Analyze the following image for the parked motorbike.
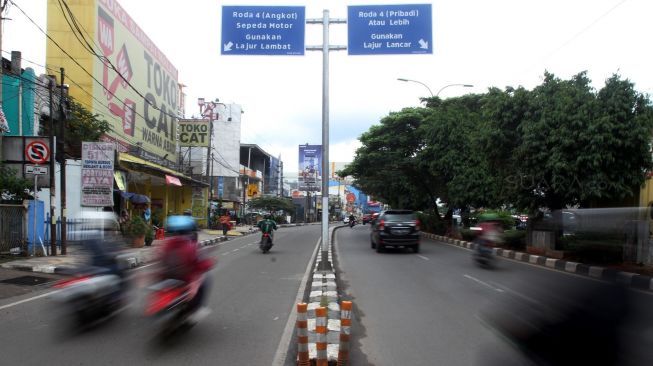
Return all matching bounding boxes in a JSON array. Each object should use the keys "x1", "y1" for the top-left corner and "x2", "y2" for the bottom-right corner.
[
  {"x1": 52, "y1": 263, "x2": 129, "y2": 331},
  {"x1": 260, "y1": 232, "x2": 273, "y2": 253}
]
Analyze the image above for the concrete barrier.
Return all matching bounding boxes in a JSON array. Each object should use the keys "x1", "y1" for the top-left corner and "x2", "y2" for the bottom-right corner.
[
  {"x1": 297, "y1": 303, "x2": 310, "y2": 366},
  {"x1": 338, "y1": 301, "x2": 352, "y2": 366},
  {"x1": 316, "y1": 307, "x2": 328, "y2": 366}
]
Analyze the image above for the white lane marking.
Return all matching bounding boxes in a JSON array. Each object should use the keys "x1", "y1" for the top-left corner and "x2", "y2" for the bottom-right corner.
[
  {"x1": 463, "y1": 274, "x2": 504, "y2": 293},
  {"x1": 0, "y1": 290, "x2": 62, "y2": 311},
  {"x1": 417, "y1": 255, "x2": 430, "y2": 261},
  {"x1": 486, "y1": 280, "x2": 539, "y2": 305},
  {"x1": 273, "y1": 316, "x2": 279, "y2": 321},
  {"x1": 272, "y1": 236, "x2": 322, "y2": 366},
  {"x1": 232, "y1": 248, "x2": 240, "y2": 252}
]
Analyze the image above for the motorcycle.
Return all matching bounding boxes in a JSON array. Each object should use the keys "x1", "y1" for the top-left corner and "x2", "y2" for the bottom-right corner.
[
  {"x1": 52, "y1": 263, "x2": 129, "y2": 331},
  {"x1": 349, "y1": 219, "x2": 356, "y2": 228},
  {"x1": 473, "y1": 238, "x2": 496, "y2": 268},
  {"x1": 260, "y1": 232, "x2": 273, "y2": 253},
  {"x1": 145, "y1": 259, "x2": 214, "y2": 338}
]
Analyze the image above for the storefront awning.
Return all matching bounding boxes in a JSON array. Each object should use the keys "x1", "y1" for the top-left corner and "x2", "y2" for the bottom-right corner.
[
  {"x1": 118, "y1": 153, "x2": 208, "y2": 187},
  {"x1": 165, "y1": 175, "x2": 182, "y2": 186}
]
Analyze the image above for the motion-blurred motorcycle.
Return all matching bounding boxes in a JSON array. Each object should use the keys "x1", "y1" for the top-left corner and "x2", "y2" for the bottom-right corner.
[
  {"x1": 260, "y1": 232, "x2": 273, "y2": 253},
  {"x1": 52, "y1": 259, "x2": 130, "y2": 331},
  {"x1": 144, "y1": 260, "x2": 214, "y2": 338},
  {"x1": 51, "y1": 214, "x2": 130, "y2": 331}
]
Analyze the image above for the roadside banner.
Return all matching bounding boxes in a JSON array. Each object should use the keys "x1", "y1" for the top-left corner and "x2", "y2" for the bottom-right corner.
[{"x1": 81, "y1": 142, "x2": 115, "y2": 206}]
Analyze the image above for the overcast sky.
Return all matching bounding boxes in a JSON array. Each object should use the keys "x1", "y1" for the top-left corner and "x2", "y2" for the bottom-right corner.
[{"x1": 4, "y1": 0, "x2": 653, "y2": 173}]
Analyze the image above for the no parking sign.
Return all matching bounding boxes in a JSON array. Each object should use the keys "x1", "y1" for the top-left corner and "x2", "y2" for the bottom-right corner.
[{"x1": 25, "y1": 141, "x2": 50, "y2": 164}]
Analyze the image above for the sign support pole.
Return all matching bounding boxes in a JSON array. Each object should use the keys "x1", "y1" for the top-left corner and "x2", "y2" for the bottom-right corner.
[
  {"x1": 33, "y1": 173, "x2": 37, "y2": 256},
  {"x1": 307, "y1": 10, "x2": 346, "y2": 271}
]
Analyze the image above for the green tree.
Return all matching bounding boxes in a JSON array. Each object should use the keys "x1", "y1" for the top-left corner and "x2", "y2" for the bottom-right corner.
[
  {"x1": 64, "y1": 99, "x2": 112, "y2": 158},
  {"x1": 340, "y1": 108, "x2": 439, "y2": 211},
  {"x1": 0, "y1": 163, "x2": 32, "y2": 201},
  {"x1": 247, "y1": 196, "x2": 295, "y2": 213},
  {"x1": 515, "y1": 72, "x2": 653, "y2": 210}
]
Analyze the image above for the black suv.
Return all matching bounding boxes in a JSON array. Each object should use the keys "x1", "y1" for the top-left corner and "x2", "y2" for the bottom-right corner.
[{"x1": 370, "y1": 210, "x2": 421, "y2": 253}]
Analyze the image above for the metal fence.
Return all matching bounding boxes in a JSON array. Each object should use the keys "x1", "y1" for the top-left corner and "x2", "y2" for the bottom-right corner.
[
  {"x1": 0, "y1": 204, "x2": 26, "y2": 254},
  {"x1": 44, "y1": 215, "x2": 100, "y2": 246}
]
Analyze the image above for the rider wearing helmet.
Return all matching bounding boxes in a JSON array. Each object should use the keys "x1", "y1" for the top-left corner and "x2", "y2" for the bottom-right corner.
[
  {"x1": 159, "y1": 215, "x2": 213, "y2": 320},
  {"x1": 257, "y1": 214, "x2": 278, "y2": 244}
]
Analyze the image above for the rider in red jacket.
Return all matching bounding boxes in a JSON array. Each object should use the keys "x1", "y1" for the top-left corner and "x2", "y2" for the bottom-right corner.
[{"x1": 158, "y1": 216, "x2": 214, "y2": 319}]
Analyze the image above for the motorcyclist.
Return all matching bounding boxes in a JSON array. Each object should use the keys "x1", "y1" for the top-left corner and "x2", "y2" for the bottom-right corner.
[
  {"x1": 158, "y1": 215, "x2": 214, "y2": 321},
  {"x1": 349, "y1": 214, "x2": 356, "y2": 227},
  {"x1": 474, "y1": 214, "x2": 503, "y2": 267},
  {"x1": 257, "y1": 214, "x2": 278, "y2": 245}
]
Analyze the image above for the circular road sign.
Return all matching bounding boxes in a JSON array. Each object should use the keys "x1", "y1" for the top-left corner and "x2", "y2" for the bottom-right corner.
[{"x1": 25, "y1": 141, "x2": 50, "y2": 164}]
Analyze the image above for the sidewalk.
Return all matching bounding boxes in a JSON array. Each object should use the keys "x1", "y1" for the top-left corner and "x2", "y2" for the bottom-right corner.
[{"x1": 0, "y1": 226, "x2": 260, "y2": 274}]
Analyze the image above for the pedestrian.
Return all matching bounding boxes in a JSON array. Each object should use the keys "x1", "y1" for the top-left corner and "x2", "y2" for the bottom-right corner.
[{"x1": 219, "y1": 213, "x2": 231, "y2": 236}]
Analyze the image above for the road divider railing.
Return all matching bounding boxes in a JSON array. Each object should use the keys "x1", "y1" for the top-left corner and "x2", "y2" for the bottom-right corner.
[
  {"x1": 337, "y1": 300, "x2": 352, "y2": 366},
  {"x1": 297, "y1": 303, "x2": 310, "y2": 366}
]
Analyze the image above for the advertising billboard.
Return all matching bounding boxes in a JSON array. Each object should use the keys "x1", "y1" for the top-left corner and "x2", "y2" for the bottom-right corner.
[
  {"x1": 81, "y1": 142, "x2": 115, "y2": 206},
  {"x1": 46, "y1": 0, "x2": 179, "y2": 164},
  {"x1": 298, "y1": 144, "x2": 321, "y2": 192}
]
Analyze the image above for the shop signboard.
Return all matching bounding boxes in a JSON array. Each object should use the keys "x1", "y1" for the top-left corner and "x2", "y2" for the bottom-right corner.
[
  {"x1": 178, "y1": 119, "x2": 210, "y2": 147},
  {"x1": 81, "y1": 142, "x2": 115, "y2": 207}
]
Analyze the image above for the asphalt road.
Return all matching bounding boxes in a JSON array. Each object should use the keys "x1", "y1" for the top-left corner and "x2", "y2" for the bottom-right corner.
[
  {"x1": 336, "y1": 224, "x2": 653, "y2": 366},
  {"x1": 0, "y1": 225, "x2": 321, "y2": 365}
]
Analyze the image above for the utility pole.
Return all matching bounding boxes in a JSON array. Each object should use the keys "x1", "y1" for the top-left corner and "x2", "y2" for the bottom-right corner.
[
  {"x1": 58, "y1": 68, "x2": 67, "y2": 255},
  {"x1": 0, "y1": 1, "x2": 8, "y2": 160},
  {"x1": 48, "y1": 77, "x2": 56, "y2": 256}
]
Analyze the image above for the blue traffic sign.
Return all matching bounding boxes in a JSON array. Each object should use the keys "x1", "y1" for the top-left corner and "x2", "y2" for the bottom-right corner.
[
  {"x1": 221, "y1": 6, "x2": 305, "y2": 56},
  {"x1": 347, "y1": 4, "x2": 432, "y2": 55}
]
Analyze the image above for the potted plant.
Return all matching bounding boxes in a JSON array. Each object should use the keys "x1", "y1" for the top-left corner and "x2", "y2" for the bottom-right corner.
[
  {"x1": 144, "y1": 224, "x2": 155, "y2": 246},
  {"x1": 126, "y1": 216, "x2": 148, "y2": 248}
]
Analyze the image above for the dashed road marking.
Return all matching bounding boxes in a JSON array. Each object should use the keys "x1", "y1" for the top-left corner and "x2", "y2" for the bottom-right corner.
[
  {"x1": 417, "y1": 255, "x2": 430, "y2": 261},
  {"x1": 463, "y1": 274, "x2": 504, "y2": 293}
]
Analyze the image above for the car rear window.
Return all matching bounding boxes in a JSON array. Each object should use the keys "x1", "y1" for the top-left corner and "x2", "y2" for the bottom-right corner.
[{"x1": 383, "y1": 212, "x2": 416, "y2": 221}]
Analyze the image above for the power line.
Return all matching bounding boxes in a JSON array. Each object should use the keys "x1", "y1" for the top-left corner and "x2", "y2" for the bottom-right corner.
[
  {"x1": 8, "y1": 0, "x2": 179, "y2": 130},
  {"x1": 55, "y1": 0, "x2": 180, "y2": 120}
]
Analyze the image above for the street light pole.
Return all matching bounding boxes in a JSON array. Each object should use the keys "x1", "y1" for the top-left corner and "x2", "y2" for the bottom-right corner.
[
  {"x1": 397, "y1": 78, "x2": 434, "y2": 97},
  {"x1": 436, "y1": 83, "x2": 474, "y2": 97}
]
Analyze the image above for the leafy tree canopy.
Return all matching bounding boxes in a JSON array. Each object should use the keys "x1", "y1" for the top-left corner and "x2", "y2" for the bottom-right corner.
[
  {"x1": 247, "y1": 196, "x2": 295, "y2": 213},
  {"x1": 344, "y1": 71, "x2": 653, "y2": 212}
]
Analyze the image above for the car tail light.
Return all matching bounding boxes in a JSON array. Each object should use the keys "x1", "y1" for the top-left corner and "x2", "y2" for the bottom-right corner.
[
  {"x1": 378, "y1": 220, "x2": 385, "y2": 231},
  {"x1": 53, "y1": 275, "x2": 91, "y2": 289},
  {"x1": 415, "y1": 219, "x2": 421, "y2": 231}
]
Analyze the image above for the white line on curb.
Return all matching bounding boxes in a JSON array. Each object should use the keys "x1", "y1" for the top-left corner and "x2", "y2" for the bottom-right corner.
[{"x1": 272, "y1": 236, "x2": 323, "y2": 366}]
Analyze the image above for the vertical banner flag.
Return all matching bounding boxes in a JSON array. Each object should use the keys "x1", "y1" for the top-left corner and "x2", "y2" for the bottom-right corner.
[
  {"x1": 298, "y1": 144, "x2": 322, "y2": 192},
  {"x1": 81, "y1": 142, "x2": 115, "y2": 206}
]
